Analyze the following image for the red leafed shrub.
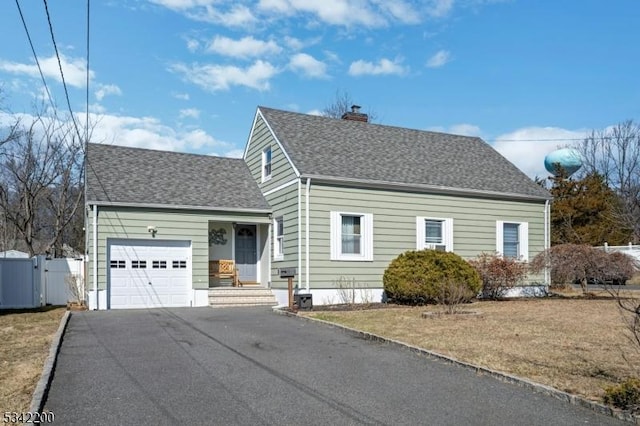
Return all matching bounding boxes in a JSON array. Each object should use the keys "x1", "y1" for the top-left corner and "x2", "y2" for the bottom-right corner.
[
  {"x1": 530, "y1": 243, "x2": 638, "y2": 289},
  {"x1": 468, "y1": 253, "x2": 528, "y2": 299}
]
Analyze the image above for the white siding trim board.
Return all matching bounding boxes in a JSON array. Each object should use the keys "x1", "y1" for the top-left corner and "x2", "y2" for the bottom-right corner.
[{"x1": 263, "y1": 178, "x2": 298, "y2": 197}]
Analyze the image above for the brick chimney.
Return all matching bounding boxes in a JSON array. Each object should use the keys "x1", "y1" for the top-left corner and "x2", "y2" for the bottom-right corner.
[{"x1": 341, "y1": 104, "x2": 368, "y2": 123}]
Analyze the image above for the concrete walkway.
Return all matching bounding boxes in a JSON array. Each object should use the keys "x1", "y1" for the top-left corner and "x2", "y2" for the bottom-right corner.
[{"x1": 45, "y1": 307, "x2": 624, "y2": 425}]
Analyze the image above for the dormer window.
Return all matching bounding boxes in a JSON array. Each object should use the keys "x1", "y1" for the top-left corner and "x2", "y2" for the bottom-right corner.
[{"x1": 262, "y1": 147, "x2": 272, "y2": 182}]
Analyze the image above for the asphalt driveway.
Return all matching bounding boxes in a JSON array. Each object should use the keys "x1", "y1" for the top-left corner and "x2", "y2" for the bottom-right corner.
[{"x1": 45, "y1": 307, "x2": 623, "y2": 425}]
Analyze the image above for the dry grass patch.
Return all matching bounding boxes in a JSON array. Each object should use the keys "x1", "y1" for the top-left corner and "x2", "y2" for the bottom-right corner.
[
  {"x1": 305, "y1": 299, "x2": 640, "y2": 402},
  {"x1": 0, "y1": 307, "x2": 65, "y2": 413}
]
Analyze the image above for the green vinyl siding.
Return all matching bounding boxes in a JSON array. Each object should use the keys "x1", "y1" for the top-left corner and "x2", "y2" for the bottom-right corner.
[
  {"x1": 86, "y1": 206, "x2": 270, "y2": 291},
  {"x1": 265, "y1": 181, "x2": 301, "y2": 290},
  {"x1": 305, "y1": 183, "x2": 546, "y2": 289},
  {"x1": 245, "y1": 114, "x2": 298, "y2": 193}
]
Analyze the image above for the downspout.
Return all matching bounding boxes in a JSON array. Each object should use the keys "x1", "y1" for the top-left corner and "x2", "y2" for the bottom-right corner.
[
  {"x1": 297, "y1": 179, "x2": 302, "y2": 291},
  {"x1": 92, "y1": 204, "x2": 98, "y2": 310},
  {"x1": 544, "y1": 200, "x2": 550, "y2": 285},
  {"x1": 305, "y1": 178, "x2": 311, "y2": 291}
]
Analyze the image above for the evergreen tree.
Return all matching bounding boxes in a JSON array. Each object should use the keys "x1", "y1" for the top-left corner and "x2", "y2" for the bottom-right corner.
[{"x1": 550, "y1": 172, "x2": 631, "y2": 246}]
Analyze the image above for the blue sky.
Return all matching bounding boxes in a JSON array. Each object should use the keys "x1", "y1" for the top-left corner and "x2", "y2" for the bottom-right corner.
[{"x1": 1, "y1": 0, "x2": 639, "y2": 178}]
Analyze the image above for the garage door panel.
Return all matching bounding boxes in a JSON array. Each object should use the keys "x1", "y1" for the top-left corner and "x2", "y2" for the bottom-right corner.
[{"x1": 108, "y1": 239, "x2": 191, "y2": 309}]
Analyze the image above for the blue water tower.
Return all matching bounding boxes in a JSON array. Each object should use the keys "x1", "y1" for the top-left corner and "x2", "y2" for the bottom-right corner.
[{"x1": 544, "y1": 148, "x2": 582, "y2": 177}]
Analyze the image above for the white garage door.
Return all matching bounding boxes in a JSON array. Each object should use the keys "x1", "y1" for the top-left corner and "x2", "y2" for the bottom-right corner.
[{"x1": 108, "y1": 239, "x2": 191, "y2": 309}]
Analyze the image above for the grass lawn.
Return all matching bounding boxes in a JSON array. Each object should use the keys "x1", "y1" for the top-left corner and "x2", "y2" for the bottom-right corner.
[
  {"x1": 303, "y1": 293, "x2": 640, "y2": 403},
  {"x1": 0, "y1": 307, "x2": 66, "y2": 413}
]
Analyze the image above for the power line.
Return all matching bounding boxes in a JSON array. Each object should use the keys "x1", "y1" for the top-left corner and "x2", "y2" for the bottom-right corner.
[
  {"x1": 43, "y1": 0, "x2": 84, "y2": 144},
  {"x1": 14, "y1": 0, "x2": 57, "y2": 115}
]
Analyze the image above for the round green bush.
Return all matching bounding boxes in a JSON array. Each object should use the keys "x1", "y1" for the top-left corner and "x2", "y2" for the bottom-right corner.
[{"x1": 383, "y1": 249, "x2": 482, "y2": 304}]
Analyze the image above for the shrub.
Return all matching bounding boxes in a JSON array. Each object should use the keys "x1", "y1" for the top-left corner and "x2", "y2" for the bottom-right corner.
[
  {"x1": 530, "y1": 244, "x2": 638, "y2": 290},
  {"x1": 383, "y1": 250, "x2": 481, "y2": 305},
  {"x1": 603, "y1": 378, "x2": 640, "y2": 411},
  {"x1": 468, "y1": 253, "x2": 528, "y2": 299}
]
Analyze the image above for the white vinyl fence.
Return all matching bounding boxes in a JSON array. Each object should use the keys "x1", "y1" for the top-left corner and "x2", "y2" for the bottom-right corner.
[
  {"x1": 0, "y1": 256, "x2": 85, "y2": 309},
  {"x1": 601, "y1": 243, "x2": 640, "y2": 262}
]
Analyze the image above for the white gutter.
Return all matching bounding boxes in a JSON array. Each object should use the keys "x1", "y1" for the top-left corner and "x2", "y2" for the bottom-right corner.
[
  {"x1": 297, "y1": 179, "x2": 302, "y2": 290},
  {"x1": 92, "y1": 204, "x2": 98, "y2": 310},
  {"x1": 305, "y1": 178, "x2": 311, "y2": 291},
  {"x1": 544, "y1": 200, "x2": 550, "y2": 285}
]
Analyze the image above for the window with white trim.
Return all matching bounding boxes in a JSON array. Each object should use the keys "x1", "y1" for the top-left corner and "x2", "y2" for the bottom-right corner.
[
  {"x1": 496, "y1": 221, "x2": 529, "y2": 261},
  {"x1": 330, "y1": 212, "x2": 373, "y2": 261},
  {"x1": 262, "y1": 147, "x2": 272, "y2": 181},
  {"x1": 274, "y1": 216, "x2": 284, "y2": 260},
  {"x1": 416, "y1": 217, "x2": 453, "y2": 252}
]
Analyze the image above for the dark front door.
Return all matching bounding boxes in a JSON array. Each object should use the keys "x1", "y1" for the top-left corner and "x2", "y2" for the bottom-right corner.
[{"x1": 235, "y1": 225, "x2": 257, "y2": 282}]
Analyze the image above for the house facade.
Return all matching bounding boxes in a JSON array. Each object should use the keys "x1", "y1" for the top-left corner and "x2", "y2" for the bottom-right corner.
[
  {"x1": 85, "y1": 144, "x2": 271, "y2": 309},
  {"x1": 86, "y1": 106, "x2": 550, "y2": 310},
  {"x1": 244, "y1": 106, "x2": 551, "y2": 306}
]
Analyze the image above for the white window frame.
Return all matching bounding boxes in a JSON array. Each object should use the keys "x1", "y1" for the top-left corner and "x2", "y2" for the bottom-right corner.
[
  {"x1": 262, "y1": 146, "x2": 272, "y2": 182},
  {"x1": 273, "y1": 216, "x2": 284, "y2": 261},
  {"x1": 496, "y1": 221, "x2": 529, "y2": 261},
  {"x1": 330, "y1": 211, "x2": 373, "y2": 261},
  {"x1": 416, "y1": 217, "x2": 454, "y2": 252}
]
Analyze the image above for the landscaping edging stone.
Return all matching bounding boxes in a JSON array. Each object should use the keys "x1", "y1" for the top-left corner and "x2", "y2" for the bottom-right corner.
[
  {"x1": 29, "y1": 310, "x2": 71, "y2": 413},
  {"x1": 274, "y1": 307, "x2": 639, "y2": 424}
]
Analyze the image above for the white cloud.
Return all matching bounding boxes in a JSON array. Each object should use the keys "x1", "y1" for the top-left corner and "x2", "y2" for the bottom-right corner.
[
  {"x1": 493, "y1": 126, "x2": 588, "y2": 178},
  {"x1": 306, "y1": 109, "x2": 323, "y2": 116},
  {"x1": 426, "y1": 50, "x2": 451, "y2": 68},
  {"x1": 87, "y1": 113, "x2": 228, "y2": 152},
  {"x1": 427, "y1": 123, "x2": 482, "y2": 137},
  {"x1": 149, "y1": 0, "x2": 216, "y2": 10},
  {"x1": 95, "y1": 84, "x2": 122, "y2": 101},
  {"x1": 223, "y1": 148, "x2": 244, "y2": 158},
  {"x1": 0, "y1": 54, "x2": 94, "y2": 88},
  {"x1": 258, "y1": 0, "x2": 385, "y2": 27},
  {"x1": 154, "y1": 0, "x2": 426, "y2": 28},
  {"x1": 186, "y1": 38, "x2": 200, "y2": 52},
  {"x1": 284, "y1": 36, "x2": 305, "y2": 50},
  {"x1": 0, "y1": 109, "x2": 236, "y2": 160},
  {"x1": 173, "y1": 92, "x2": 190, "y2": 100},
  {"x1": 372, "y1": 0, "x2": 421, "y2": 24},
  {"x1": 288, "y1": 53, "x2": 328, "y2": 78},
  {"x1": 169, "y1": 60, "x2": 279, "y2": 91},
  {"x1": 426, "y1": 0, "x2": 454, "y2": 18},
  {"x1": 449, "y1": 124, "x2": 482, "y2": 136},
  {"x1": 324, "y1": 50, "x2": 340, "y2": 63},
  {"x1": 179, "y1": 108, "x2": 201, "y2": 119},
  {"x1": 348, "y1": 58, "x2": 408, "y2": 76},
  {"x1": 207, "y1": 36, "x2": 282, "y2": 58}
]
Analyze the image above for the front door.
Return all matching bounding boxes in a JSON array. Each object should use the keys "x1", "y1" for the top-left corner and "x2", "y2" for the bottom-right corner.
[{"x1": 235, "y1": 225, "x2": 257, "y2": 282}]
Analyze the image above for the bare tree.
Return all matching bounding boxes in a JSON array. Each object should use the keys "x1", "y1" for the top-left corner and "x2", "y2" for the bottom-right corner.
[
  {"x1": 321, "y1": 89, "x2": 378, "y2": 122},
  {"x1": 0, "y1": 112, "x2": 84, "y2": 257},
  {"x1": 575, "y1": 120, "x2": 640, "y2": 242}
]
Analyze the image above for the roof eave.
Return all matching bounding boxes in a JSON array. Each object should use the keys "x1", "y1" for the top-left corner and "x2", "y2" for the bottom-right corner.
[
  {"x1": 86, "y1": 200, "x2": 272, "y2": 214},
  {"x1": 301, "y1": 175, "x2": 551, "y2": 202}
]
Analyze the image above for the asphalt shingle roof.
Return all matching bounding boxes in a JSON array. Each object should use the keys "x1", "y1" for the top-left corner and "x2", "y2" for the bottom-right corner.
[
  {"x1": 87, "y1": 143, "x2": 271, "y2": 211},
  {"x1": 259, "y1": 107, "x2": 550, "y2": 200}
]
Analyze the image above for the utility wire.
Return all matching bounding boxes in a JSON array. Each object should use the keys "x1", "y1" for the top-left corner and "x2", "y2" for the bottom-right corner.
[
  {"x1": 43, "y1": 0, "x2": 84, "y2": 144},
  {"x1": 15, "y1": 0, "x2": 57, "y2": 115}
]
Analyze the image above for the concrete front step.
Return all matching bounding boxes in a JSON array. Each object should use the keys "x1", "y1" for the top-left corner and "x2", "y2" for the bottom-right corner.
[{"x1": 208, "y1": 287, "x2": 278, "y2": 308}]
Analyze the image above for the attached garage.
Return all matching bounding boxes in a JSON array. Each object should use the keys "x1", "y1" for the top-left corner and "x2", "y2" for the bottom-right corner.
[{"x1": 108, "y1": 239, "x2": 191, "y2": 309}]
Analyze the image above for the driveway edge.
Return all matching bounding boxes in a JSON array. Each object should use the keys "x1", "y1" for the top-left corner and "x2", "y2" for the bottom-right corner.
[
  {"x1": 274, "y1": 308, "x2": 639, "y2": 424},
  {"x1": 29, "y1": 310, "x2": 71, "y2": 413}
]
